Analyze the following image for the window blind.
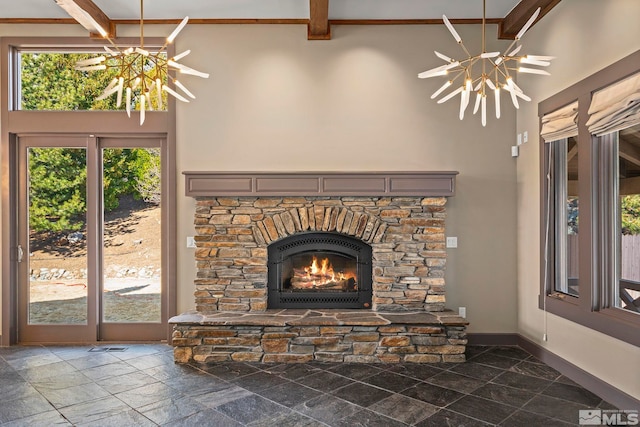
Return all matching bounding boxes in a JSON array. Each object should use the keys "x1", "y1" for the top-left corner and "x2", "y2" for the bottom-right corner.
[
  {"x1": 541, "y1": 101, "x2": 579, "y2": 142},
  {"x1": 586, "y1": 72, "x2": 640, "y2": 136}
]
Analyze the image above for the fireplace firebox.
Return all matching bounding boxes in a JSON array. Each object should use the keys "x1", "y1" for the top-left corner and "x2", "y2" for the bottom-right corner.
[{"x1": 267, "y1": 232, "x2": 372, "y2": 309}]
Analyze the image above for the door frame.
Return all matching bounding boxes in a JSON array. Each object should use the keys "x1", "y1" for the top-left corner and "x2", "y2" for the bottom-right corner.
[{"x1": 1, "y1": 37, "x2": 177, "y2": 345}]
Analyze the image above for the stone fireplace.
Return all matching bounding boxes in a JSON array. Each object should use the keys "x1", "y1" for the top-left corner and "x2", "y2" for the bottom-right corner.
[{"x1": 170, "y1": 172, "x2": 468, "y2": 363}]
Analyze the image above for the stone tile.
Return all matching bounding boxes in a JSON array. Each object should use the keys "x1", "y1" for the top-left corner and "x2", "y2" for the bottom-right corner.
[
  {"x1": 57, "y1": 396, "x2": 131, "y2": 426},
  {"x1": 415, "y1": 409, "x2": 492, "y2": 426},
  {"x1": 17, "y1": 361, "x2": 78, "y2": 382},
  {"x1": 523, "y1": 395, "x2": 588, "y2": 424},
  {"x1": 499, "y1": 409, "x2": 575, "y2": 426},
  {"x1": 96, "y1": 371, "x2": 160, "y2": 394},
  {"x1": 143, "y1": 361, "x2": 201, "y2": 381},
  {"x1": 295, "y1": 370, "x2": 354, "y2": 392},
  {"x1": 472, "y1": 383, "x2": 537, "y2": 408},
  {"x1": 361, "y1": 370, "x2": 421, "y2": 392},
  {"x1": 231, "y1": 370, "x2": 289, "y2": 392},
  {"x1": 493, "y1": 371, "x2": 553, "y2": 393},
  {"x1": 472, "y1": 353, "x2": 522, "y2": 369},
  {"x1": 426, "y1": 370, "x2": 486, "y2": 393},
  {"x1": 163, "y1": 408, "x2": 243, "y2": 427},
  {"x1": 271, "y1": 363, "x2": 323, "y2": 380},
  {"x1": 115, "y1": 381, "x2": 184, "y2": 409},
  {"x1": 76, "y1": 409, "x2": 157, "y2": 427},
  {"x1": 255, "y1": 381, "x2": 322, "y2": 407},
  {"x1": 509, "y1": 360, "x2": 562, "y2": 381},
  {"x1": 193, "y1": 385, "x2": 254, "y2": 408},
  {"x1": 122, "y1": 353, "x2": 170, "y2": 370},
  {"x1": 80, "y1": 361, "x2": 138, "y2": 381},
  {"x1": 200, "y1": 362, "x2": 261, "y2": 380},
  {"x1": 449, "y1": 361, "x2": 504, "y2": 381},
  {"x1": 447, "y1": 395, "x2": 518, "y2": 424},
  {"x1": 486, "y1": 346, "x2": 532, "y2": 360},
  {"x1": 7, "y1": 352, "x2": 63, "y2": 370},
  {"x1": 0, "y1": 393, "x2": 55, "y2": 423},
  {"x1": 328, "y1": 363, "x2": 383, "y2": 380},
  {"x1": 294, "y1": 394, "x2": 361, "y2": 424},
  {"x1": 370, "y1": 393, "x2": 438, "y2": 424},
  {"x1": 0, "y1": 381, "x2": 41, "y2": 402},
  {"x1": 163, "y1": 371, "x2": 231, "y2": 396},
  {"x1": 334, "y1": 408, "x2": 407, "y2": 427},
  {"x1": 216, "y1": 394, "x2": 287, "y2": 424},
  {"x1": 2, "y1": 410, "x2": 72, "y2": 427},
  {"x1": 248, "y1": 411, "x2": 326, "y2": 427},
  {"x1": 331, "y1": 382, "x2": 393, "y2": 407},
  {"x1": 139, "y1": 395, "x2": 207, "y2": 425},
  {"x1": 65, "y1": 353, "x2": 123, "y2": 370},
  {"x1": 35, "y1": 382, "x2": 110, "y2": 409},
  {"x1": 464, "y1": 345, "x2": 491, "y2": 360},
  {"x1": 386, "y1": 363, "x2": 444, "y2": 380},
  {"x1": 544, "y1": 381, "x2": 603, "y2": 407},
  {"x1": 401, "y1": 382, "x2": 465, "y2": 407}
]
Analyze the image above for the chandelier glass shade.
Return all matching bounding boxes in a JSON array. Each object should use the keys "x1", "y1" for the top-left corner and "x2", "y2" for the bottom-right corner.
[
  {"x1": 419, "y1": 0, "x2": 553, "y2": 126},
  {"x1": 74, "y1": 0, "x2": 209, "y2": 125}
]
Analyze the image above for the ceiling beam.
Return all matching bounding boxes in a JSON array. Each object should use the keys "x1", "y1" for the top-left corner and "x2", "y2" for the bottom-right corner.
[
  {"x1": 308, "y1": 0, "x2": 331, "y2": 40},
  {"x1": 499, "y1": 0, "x2": 562, "y2": 39},
  {"x1": 54, "y1": 0, "x2": 115, "y2": 38}
]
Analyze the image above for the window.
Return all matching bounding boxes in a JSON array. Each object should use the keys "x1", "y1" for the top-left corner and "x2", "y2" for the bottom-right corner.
[{"x1": 540, "y1": 50, "x2": 640, "y2": 348}]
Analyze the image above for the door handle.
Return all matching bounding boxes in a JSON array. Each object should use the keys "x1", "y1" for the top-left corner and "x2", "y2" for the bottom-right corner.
[{"x1": 17, "y1": 244, "x2": 24, "y2": 262}]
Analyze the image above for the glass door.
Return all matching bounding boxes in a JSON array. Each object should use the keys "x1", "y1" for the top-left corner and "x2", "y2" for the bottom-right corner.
[
  {"x1": 99, "y1": 138, "x2": 165, "y2": 341},
  {"x1": 17, "y1": 135, "x2": 166, "y2": 343}
]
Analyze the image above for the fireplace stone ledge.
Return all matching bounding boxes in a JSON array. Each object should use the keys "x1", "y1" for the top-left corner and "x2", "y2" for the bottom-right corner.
[{"x1": 170, "y1": 309, "x2": 468, "y2": 364}]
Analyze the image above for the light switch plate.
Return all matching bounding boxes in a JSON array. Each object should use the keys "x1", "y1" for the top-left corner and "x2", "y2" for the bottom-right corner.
[
  {"x1": 186, "y1": 236, "x2": 196, "y2": 248},
  {"x1": 446, "y1": 236, "x2": 458, "y2": 248}
]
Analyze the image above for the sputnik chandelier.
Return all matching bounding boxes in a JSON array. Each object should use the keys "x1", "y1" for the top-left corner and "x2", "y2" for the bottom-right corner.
[
  {"x1": 418, "y1": 0, "x2": 553, "y2": 126},
  {"x1": 74, "y1": 0, "x2": 208, "y2": 125}
]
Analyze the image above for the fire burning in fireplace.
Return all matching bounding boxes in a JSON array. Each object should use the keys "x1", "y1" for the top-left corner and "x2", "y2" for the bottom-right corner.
[{"x1": 287, "y1": 255, "x2": 357, "y2": 291}]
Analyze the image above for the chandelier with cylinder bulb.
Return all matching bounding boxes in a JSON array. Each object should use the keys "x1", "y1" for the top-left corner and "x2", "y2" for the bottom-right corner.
[
  {"x1": 73, "y1": 0, "x2": 208, "y2": 125},
  {"x1": 418, "y1": 0, "x2": 553, "y2": 126}
]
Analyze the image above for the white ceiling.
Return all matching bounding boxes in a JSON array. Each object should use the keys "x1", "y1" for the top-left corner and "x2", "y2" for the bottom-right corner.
[{"x1": 0, "y1": 0, "x2": 522, "y2": 20}]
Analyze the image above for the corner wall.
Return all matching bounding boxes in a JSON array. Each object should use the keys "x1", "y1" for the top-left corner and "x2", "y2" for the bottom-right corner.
[{"x1": 516, "y1": 0, "x2": 640, "y2": 400}]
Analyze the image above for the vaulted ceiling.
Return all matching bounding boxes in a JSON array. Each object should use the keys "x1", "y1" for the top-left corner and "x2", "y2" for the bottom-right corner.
[{"x1": 0, "y1": 0, "x2": 561, "y2": 40}]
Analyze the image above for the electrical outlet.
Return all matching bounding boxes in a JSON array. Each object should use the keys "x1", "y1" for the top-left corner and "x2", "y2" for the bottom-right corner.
[
  {"x1": 523, "y1": 131, "x2": 528, "y2": 143},
  {"x1": 446, "y1": 236, "x2": 458, "y2": 248},
  {"x1": 458, "y1": 307, "x2": 467, "y2": 317},
  {"x1": 186, "y1": 236, "x2": 196, "y2": 248},
  {"x1": 511, "y1": 146, "x2": 519, "y2": 157}
]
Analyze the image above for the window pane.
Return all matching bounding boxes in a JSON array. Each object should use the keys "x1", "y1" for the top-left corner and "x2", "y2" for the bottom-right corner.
[
  {"x1": 617, "y1": 124, "x2": 640, "y2": 314},
  {"x1": 19, "y1": 52, "x2": 167, "y2": 111},
  {"x1": 102, "y1": 148, "x2": 162, "y2": 323},
  {"x1": 28, "y1": 147, "x2": 88, "y2": 324},
  {"x1": 554, "y1": 137, "x2": 579, "y2": 297}
]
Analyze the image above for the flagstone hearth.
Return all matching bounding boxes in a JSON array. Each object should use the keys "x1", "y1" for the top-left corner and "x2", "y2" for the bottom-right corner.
[{"x1": 170, "y1": 172, "x2": 467, "y2": 363}]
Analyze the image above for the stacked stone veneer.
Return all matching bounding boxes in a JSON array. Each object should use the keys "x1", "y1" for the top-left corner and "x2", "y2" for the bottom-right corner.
[{"x1": 193, "y1": 196, "x2": 448, "y2": 313}]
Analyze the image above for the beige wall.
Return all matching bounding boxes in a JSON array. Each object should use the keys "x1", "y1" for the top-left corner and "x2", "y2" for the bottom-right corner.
[
  {"x1": 0, "y1": 22, "x2": 519, "y2": 335},
  {"x1": 173, "y1": 24, "x2": 518, "y2": 333},
  {"x1": 516, "y1": 0, "x2": 640, "y2": 399}
]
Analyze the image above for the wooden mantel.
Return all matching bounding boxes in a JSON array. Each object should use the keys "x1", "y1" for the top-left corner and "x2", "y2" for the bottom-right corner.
[{"x1": 182, "y1": 171, "x2": 458, "y2": 197}]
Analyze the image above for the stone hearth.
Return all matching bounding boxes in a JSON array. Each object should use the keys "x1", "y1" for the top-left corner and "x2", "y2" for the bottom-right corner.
[{"x1": 170, "y1": 172, "x2": 467, "y2": 363}]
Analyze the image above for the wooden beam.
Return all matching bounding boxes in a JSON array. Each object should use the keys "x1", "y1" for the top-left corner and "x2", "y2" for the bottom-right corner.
[
  {"x1": 308, "y1": 0, "x2": 331, "y2": 40},
  {"x1": 499, "y1": 0, "x2": 562, "y2": 40},
  {"x1": 54, "y1": 0, "x2": 115, "y2": 38},
  {"x1": 620, "y1": 140, "x2": 640, "y2": 169},
  {"x1": 620, "y1": 176, "x2": 640, "y2": 196}
]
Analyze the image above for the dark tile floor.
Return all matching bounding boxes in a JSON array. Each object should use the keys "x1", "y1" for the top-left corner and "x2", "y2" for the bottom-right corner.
[{"x1": 0, "y1": 344, "x2": 616, "y2": 426}]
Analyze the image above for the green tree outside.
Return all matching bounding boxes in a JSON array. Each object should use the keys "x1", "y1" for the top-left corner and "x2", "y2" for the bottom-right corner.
[{"x1": 22, "y1": 53, "x2": 161, "y2": 233}]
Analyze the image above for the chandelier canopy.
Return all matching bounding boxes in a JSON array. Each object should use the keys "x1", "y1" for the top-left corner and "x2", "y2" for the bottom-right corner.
[
  {"x1": 419, "y1": 0, "x2": 553, "y2": 126},
  {"x1": 74, "y1": 0, "x2": 209, "y2": 125}
]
